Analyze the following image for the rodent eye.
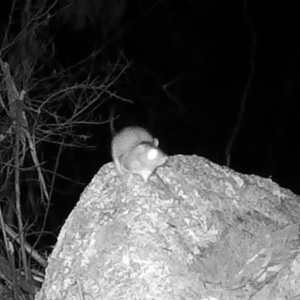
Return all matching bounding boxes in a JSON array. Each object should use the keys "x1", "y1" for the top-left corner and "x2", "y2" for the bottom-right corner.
[{"x1": 147, "y1": 148, "x2": 158, "y2": 160}]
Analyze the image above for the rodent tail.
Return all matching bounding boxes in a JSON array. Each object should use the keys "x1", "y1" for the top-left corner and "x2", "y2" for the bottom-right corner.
[{"x1": 109, "y1": 105, "x2": 119, "y2": 136}]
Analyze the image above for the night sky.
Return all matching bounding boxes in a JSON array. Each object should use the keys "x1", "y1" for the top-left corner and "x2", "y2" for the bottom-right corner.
[
  {"x1": 59, "y1": 0, "x2": 299, "y2": 192},
  {"x1": 1, "y1": 0, "x2": 300, "y2": 246}
]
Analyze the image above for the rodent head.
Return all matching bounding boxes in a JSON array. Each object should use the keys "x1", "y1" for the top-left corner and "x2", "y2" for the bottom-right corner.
[{"x1": 123, "y1": 142, "x2": 167, "y2": 182}]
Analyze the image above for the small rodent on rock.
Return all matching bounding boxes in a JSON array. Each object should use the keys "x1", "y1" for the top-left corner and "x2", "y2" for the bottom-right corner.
[{"x1": 111, "y1": 126, "x2": 167, "y2": 182}]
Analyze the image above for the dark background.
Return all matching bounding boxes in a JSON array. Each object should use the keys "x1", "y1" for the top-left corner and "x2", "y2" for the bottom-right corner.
[
  {"x1": 54, "y1": 0, "x2": 299, "y2": 192},
  {"x1": 1, "y1": 0, "x2": 300, "y2": 247}
]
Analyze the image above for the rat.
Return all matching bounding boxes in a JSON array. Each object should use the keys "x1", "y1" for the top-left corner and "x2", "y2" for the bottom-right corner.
[{"x1": 110, "y1": 112, "x2": 167, "y2": 182}]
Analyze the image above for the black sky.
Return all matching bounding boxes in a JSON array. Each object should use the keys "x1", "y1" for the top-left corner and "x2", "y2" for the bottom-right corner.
[{"x1": 51, "y1": 0, "x2": 300, "y2": 195}]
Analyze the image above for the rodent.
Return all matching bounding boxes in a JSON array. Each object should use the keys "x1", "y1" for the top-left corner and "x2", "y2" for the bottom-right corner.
[{"x1": 110, "y1": 114, "x2": 167, "y2": 182}]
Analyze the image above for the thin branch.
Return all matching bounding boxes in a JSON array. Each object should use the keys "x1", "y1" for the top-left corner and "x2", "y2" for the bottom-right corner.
[{"x1": 225, "y1": 0, "x2": 256, "y2": 166}]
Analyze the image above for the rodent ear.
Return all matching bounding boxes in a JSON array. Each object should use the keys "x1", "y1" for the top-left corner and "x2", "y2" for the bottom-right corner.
[{"x1": 153, "y1": 138, "x2": 159, "y2": 147}]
